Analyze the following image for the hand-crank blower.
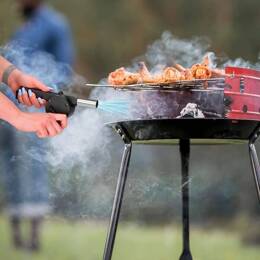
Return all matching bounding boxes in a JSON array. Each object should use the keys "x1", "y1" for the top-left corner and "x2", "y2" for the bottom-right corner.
[{"x1": 17, "y1": 88, "x2": 129, "y2": 116}]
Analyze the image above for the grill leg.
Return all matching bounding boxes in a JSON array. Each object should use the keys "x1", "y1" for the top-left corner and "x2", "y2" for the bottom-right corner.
[
  {"x1": 249, "y1": 143, "x2": 260, "y2": 203},
  {"x1": 179, "y1": 139, "x2": 193, "y2": 260},
  {"x1": 103, "y1": 142, "x2": 132, "y2": 260}
]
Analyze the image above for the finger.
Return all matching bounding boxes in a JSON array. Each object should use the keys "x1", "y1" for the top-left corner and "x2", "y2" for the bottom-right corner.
[
  {"x1": 36, "y1": 131, "x2": 44, "y2": 138},
  {"x1": 37, "y1": 127, "x2": 48, "y2": 138},
  {"x1": 51, "y1": 120, "x2": 63, "y2": 134},
  {"x1": 21, "y1": 87, "x2": 33, "y2": 106},
  {"x1": 32, "y1": 78, "x2": 52, "y2": 92},
  {"x1": 46, "y1": 123, "x2": 58, "y2": 137},
  {"x1": 17, "y1": 89, "x2": 23, "y2": 104},
  {"x1": 28, "y1": 89, "x2": 41, "y2": 108},
  {"x1": 38, "y1": 98, "x2": 47, "y2": 106},
  {"x1": 52, "y1": 114, "x2": 68, "y2": 129},
  {"x1": 35, "y1": 97, "x2": 47, "y2": 106}
]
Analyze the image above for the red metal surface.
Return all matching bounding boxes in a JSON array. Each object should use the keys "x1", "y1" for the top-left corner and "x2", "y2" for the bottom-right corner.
[
  {"x1": 225, "y1": 66, "x2": 260, "y2": 78},
  {"x1": 224, "y1": 67, "x2": 260, "y2": 120}
]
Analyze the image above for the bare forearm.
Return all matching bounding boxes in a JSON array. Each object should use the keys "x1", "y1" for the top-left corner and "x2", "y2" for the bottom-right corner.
[
  {"x1": 0, "y1": 55, "x2": 22, "y2": 92},
  {"x1": 0, "y1": 92, "x2": 21, "y2": 126},
  {"x1": 0, "y1": 56, "x2": 13, "y2": 81}
]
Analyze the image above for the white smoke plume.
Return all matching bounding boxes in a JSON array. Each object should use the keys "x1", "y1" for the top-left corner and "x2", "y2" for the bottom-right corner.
[
  {"x1": 1, "y1": 32, "x2": 259, "y2": 218},
  {"x1": 2, "y1": 31, "x2": 260, "y2": 172},
  {"x1": 132, "y1": 31, "x2": 260, "y2": 72},
  {"x1": 144, "y1": 31, "x2": 211, "y2": 68}
]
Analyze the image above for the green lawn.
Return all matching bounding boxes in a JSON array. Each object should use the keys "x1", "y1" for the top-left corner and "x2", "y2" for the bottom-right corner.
[{"x1": 0, "y1": 217, "x2": 259, "y2": 260}]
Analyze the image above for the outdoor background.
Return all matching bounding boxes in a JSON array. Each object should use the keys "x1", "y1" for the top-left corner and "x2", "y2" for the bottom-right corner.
[{"x1": 0, "y1": 0, "x2": 260, "y2": 259}]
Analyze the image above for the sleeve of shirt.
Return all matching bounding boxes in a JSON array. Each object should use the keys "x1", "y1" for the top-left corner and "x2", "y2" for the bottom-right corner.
[{"x1": 11, "y1": 20, "x2": 50, "y2": 52}]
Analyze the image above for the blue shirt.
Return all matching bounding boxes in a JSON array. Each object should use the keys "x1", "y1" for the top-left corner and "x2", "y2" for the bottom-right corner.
[
  {"x1": 2, "y1": 5, "x2": 76, "y2": 96},
  {"x1": 3, "y1": 5, "x2": 76, "y2": 104},
  {"x1": 11, "y1": 5, "x2": 75, "y2": 66}
]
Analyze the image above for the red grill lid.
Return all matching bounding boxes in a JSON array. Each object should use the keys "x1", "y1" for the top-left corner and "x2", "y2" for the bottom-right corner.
[
  {"x1": 225, "y1": 66, "x2": 260, "y2": 78},
  {"x1": 224, "y1": 67, "x2": 260, "y2": 120}
]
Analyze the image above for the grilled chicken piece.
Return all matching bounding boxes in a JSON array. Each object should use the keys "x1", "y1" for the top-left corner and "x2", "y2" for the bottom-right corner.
[
  {"x1": 191, "y1": 64, "x2": 212, "y2": 79},
  {"x1": 182, "y1": 69, "x2": 195, "y2": 80},
  {"x1": 139, "y1": 62, "x2": 183, "y2": 83},
  {"x1": 138, "y1": 62, "x2": 153, "y2": 83},
  {"x1": 108, "y1": 67, "x2": 140, "y2": 86},
  {"x1": 161, "y1": 67, "x2": 182, "y2": 83},
  {"x1": 174, "y1": 64, "x2": 194, "y2": 81},
  {"x1": 139, "y1": 63, "x2": 182, "y2": 84},
  {"x1": 191, "y1": 55, "x2": 212, "y2": 79},
  {"x1": 108, "y1": 55, "x2": 225, "y2": 86},
  {"x1": 199, "y1": 55, "x2": 226, "y2": 78},
  {"x1": 139, "y1": 62, "x2": 150, "y2": 78},
  {"x1": 174, "y1": 64, "x2": 186, "y2": 72},
  {"x1": 145, "y1": 74, "x2": 164, "y2": 84},
  {"x1": 138, "y1": 62, "x2": 164, "y2": 83}
]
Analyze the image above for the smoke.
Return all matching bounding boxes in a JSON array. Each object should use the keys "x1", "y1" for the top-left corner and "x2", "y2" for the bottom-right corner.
[
  {"x1": 1, "y1": 42, "x2": 85, "y2": 91},
  {"x1": 223, "y1": 57, "x2": 259, "y2": 69},
  {"x1": 4, "y1": 31, "x2": 259, "y2": 171},
  {"x1": 143, "y1": 31, "x2": 211, "y2": 68},
  {"x1": 132, "y1": 31, "x2": 260, "y2": 71},
  {"x1": 2, "y1": 32, "x2": 259, "y2": 218}
]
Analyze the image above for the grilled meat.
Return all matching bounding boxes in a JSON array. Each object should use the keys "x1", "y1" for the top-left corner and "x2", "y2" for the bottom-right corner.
[
  {"x1": 108, "y1": 67, "x2": 140, "y2": 86},
  {"x1": 108, "y1": 54, "x2": 225, "y2": 86},
  {"x1": 162, "y1": 67, "x2": 182, "y2": 83}
]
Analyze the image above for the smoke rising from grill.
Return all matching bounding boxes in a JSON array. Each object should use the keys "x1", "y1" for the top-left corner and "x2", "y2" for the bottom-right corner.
[
  {"x1": 3, "y1": 32, "x2": 260, "y2": 170},
  {"x1": 143, "y1": 31, "x2": 212, "y2": 68},
  {"x1": 1, "y1": 32, "x2": 260, "y2": 218},
  {"x1": 133, "y1": 31, "x2": 260, "y2": 71}
]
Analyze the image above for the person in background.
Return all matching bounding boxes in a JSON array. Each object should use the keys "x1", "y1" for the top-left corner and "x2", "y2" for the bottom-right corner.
[{"x1": 0, "y1": 0, "x2": 75, "y2": 251}]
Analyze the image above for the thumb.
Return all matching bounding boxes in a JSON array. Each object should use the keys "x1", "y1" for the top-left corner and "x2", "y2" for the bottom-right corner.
[{"x1": 33, "y1": 78, "x2": 52, "y2": 92}]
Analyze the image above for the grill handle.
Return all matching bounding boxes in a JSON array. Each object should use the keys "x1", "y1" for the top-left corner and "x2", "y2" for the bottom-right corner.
[{"x1": 16, "y1": 87, "x2": 77, "y2": 117}]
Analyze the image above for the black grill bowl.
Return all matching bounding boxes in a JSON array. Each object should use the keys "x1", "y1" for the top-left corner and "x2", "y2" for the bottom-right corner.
[{"x1": 108, "y1": 118, "x2": 260, "y2": 144}]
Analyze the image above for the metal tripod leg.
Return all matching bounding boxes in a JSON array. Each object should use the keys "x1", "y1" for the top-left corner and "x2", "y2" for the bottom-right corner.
[
  {"x1": 249, "y1": 142, "x2": 260, "y2": 203},
  {"x1": 179, "y1": 139, "x2": 193, "y2": 260},
  {"x1": 248, "y1": 125, "x2": 260, "y2": 204},
  {"x1": 103, "y1": 142, "x2": 132, "y2": 260}
]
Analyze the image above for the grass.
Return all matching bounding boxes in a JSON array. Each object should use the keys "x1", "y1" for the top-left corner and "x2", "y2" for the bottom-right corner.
[{"x1": 0, "y1": 216, "x2": 259, "y2": 260}]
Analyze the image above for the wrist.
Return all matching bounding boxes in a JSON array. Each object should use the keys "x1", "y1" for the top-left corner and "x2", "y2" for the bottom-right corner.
[
  {"x1": 7, "y1": 108, "x2": 23, "y2": 127},
  {"x1": 4, "y1": 66, "x2": 22, "y2": 92}
]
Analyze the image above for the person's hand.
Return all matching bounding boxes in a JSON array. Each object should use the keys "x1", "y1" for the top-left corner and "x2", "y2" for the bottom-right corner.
[
  {"x1": 11, "y1": 111, "x2": 68, "y2": 138},
  {"x1": 8, "y1": 69, "x2": 52, "y2": 108}
]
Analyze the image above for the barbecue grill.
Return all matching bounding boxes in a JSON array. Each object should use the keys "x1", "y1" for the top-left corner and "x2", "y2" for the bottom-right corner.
[
  {"x1": 23, "y1": 66, "x2": 260, "y2": 259},
  {"x1": 102, "y1": 67, "x2": 260, "y2": 260}
]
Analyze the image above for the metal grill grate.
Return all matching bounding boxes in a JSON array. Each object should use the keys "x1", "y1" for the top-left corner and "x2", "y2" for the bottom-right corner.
[{"x1": 85, "y1": 78, "x2": 226, "y2": 91}]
